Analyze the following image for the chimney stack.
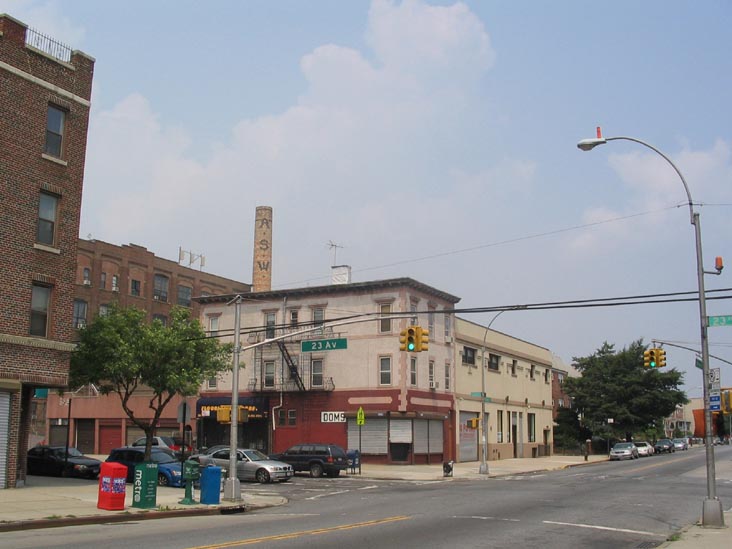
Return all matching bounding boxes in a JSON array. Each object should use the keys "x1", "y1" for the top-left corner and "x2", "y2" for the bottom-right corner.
[{"x1": 252, "y1": 206, "x2": 273, "y2": 292}]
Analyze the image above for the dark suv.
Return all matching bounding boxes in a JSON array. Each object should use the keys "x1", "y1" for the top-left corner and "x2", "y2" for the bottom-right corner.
[{"x1": 270, "y1": 444, "x2": 348, "y2": 478}]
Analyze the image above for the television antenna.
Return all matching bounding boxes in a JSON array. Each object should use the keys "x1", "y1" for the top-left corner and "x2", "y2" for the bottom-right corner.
[{"x1": 327, "y1": 240, "x2": 344, "y2": 266}]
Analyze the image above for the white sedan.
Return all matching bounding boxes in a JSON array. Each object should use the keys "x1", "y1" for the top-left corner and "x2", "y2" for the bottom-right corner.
[{"x1": 634, "y1": 441, "x2": 654, "y2": 457}]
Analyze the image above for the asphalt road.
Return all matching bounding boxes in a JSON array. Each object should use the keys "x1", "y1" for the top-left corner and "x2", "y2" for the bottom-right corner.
[{"x1": 6, "y1": 446, "x2": 732, "y2": 549}]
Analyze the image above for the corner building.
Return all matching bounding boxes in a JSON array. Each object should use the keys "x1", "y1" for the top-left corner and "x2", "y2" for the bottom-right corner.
[
  {"x1": 196, "y1": 276, "x2": 460, "y2": 464},
  {"x1": 0, "y1": 15, "x2": 94, "y2": 488}
]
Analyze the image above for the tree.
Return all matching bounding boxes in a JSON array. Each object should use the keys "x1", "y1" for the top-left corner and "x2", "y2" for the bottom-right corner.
[
  {"x1": 563, "y1": 340, "x2": 687, "y2": 442},
  {"x1": 70, "y1": 305, "x2": 232, "y2": 460},
  {"x1": 553, "y1": 407, "x2": 592, "y2": 451}
]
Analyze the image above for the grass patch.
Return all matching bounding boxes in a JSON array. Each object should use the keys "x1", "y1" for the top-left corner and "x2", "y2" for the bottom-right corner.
[
  {"x1": 44, "y1": 515, "x2": 62, "y2": 520},
  {"x1": 667, "y1": 533, "x2": 681, "y2": 542}
]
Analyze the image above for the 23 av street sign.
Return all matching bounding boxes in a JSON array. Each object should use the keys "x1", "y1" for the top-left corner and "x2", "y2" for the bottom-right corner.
[{"x1": 301, "y1": 338, "x2": 347, "y2": 352}]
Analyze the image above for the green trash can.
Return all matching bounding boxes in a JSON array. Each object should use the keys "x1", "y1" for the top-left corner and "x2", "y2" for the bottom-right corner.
[{"x1": 132, "y1": 462, "x2": 158, "y2": 509}]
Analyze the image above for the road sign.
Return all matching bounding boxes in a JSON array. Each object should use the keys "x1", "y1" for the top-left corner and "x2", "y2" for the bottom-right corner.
[
  {"x1": 177, "y1": 401, "x2": 191, "y2": 423},
  {"x1": 695, "y1": 357, "x2": 704, "y2": 370},
  {"x1": 356, "y1": 406, "x2": 365, "y2": 426},
  {"x1": 710, "y1": 395, "x2": 721, "y2": 403},
  {"x1": 708, "y1": 315, "x2": 732, "y2": 327},
  {"x1": 301, "y1": 338, "x2": 347, "y2": 352},
  {"x1": 321, "y1": 411, "x2": 346, "y2": 423},
  {"x1": 710, "y1": 403, "x2": 721, "y2": 411}
]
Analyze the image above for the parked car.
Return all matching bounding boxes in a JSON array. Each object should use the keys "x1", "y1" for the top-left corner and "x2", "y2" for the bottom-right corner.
[
  {"x1": 654, "y1": 439, "x2": 675, "y2": 454},
  {"x1": 27, "y1": 446, "x2": 101, "y2": 479},
  {"x1": 270, "y1": 443, "x2": 348, "y2": 478},
  {"x1": 634, "y1": 441, "x2": 654, "y2": 457},
  {"x1": 131, "y1": 436, "x2": 191, "y2": 455},
  {"x1": 672, "y1": 438, "x2": 689, "y2": 451},
  {"x1": 192, "y1": 447, "x2": 293, "y2": 483},
  {"x1": 106, "y1": 447, "x2": 183, "y2": 487},
  {"x1": 610, "y1": 442, "x2": 639, "y2": 460}
]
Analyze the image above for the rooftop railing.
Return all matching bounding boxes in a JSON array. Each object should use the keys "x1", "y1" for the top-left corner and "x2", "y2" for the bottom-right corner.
[{"x1": 25, "y1": 26, "x2": 72, "y2": 63}]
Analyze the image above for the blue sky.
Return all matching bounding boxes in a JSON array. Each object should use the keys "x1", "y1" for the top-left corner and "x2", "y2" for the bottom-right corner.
[{"x1": 4, "y1": 1, "x2": 731, "y2": 395}]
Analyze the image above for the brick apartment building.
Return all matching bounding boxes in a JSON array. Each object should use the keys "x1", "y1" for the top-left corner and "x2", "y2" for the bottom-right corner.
[
  {"x1": 0, "y1": 14, "x2": 94, "y2": 488},
  {"x1": 44, "y1": 239, "x2": 251, "y2": 455}
]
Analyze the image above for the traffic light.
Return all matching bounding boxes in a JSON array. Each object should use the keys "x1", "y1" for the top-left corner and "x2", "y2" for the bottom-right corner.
[
  {"x1": 399, "y1": 328, "x2": 408, "y2": 351},
  {"x1": 416, "y1": 326, "x2": 429, "y2": 352},
  {"x1": 217, "y1": 407, "x2": 231, "y2": 423},
  {"x1": 657, "y1": 348, "x2": 666, "y2": 368},
  {"x1": 643, "y1": 349, "x2": 651, "y2": 368},
  {"x1": 468, "y1": 417, "x2": 479, "y2": 429},
  {"x1": 644, "y1": 348, "x2": 659, "y2": 368}
]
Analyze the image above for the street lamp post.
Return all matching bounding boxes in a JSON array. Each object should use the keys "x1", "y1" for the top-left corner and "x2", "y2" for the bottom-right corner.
[
  {"x1": 479, "y1": 311, "x2": 505, "y2": 475},
  {"x1": 578, "y1": 128, "x2": 724, "y2": 527},
  {"x1": 223, "y1": 295, "x2": 243, "y2": 501}
]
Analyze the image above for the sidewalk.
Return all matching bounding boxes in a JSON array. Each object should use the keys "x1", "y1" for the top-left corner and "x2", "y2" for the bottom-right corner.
[{"x1": 0, "y1": 453, "x2": 728, "y2": 547}]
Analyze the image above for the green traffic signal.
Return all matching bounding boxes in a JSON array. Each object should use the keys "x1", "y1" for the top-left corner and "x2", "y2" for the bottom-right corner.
[{"x1": 407, "y1": 327, "x2": 416, "y2": 351}]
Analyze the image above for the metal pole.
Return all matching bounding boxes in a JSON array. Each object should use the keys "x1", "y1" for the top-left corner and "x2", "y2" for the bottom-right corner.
[
  {"x1": 63, "y1": 398, "x2": 72, "y2": 474},
  {"x1": 224, "y1": 296, "x2": 242, "y2": 501},
  {"x1": 578, "y1": 132, "x2": 724, "y2": 527},
  {"x1": 479, "y1": 311, "x2": 505, "y2": 474}
]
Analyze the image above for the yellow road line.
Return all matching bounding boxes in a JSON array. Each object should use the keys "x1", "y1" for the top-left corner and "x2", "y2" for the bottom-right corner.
[
  {"x1": 623, "y1": 452, "x2": 700, "y2": 474},
  {"x1": 187, "y1": 515, "x2": 411, "y2": 548}
]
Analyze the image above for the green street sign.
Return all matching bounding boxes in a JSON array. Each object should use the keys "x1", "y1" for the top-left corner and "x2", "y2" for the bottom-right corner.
[
  {"x1": 356, "y1": 406, "x2": 365, "y2": 426},
  {"x1": 301, "y1": 338, "x2": 348, "y2": 352},
  {"x1": 470, "y1": 392, "x2": 491, "y2": 402},
  {"x1": 695, "y1": 357, "x2": 704, "y2": 370},
  {"x1": 708, "y1": 315, "x2": 732, "y2": 327}
]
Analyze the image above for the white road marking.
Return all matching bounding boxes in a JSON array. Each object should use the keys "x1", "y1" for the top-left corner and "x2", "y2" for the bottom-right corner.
[
  {"x1": 305, "y1": 490, "x2": 350, "y2": 500},
  {"x1": 358, "y1": 485, "x2": 379, "y2": 490},
  {"x1": 543, "y1": 520, "x2": 665, "y2": 537}
]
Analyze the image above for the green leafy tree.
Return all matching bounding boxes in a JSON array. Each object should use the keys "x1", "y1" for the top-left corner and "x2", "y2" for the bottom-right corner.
[
  {"x1": 563, "y1": 340, "x2": 687, "y2": 442},
  {"x1": 70, "y1": 305, "x2": 231, "y2": 460},
  {"x1": 553, "y1": 407, "x2": 592, "y2": 451}
]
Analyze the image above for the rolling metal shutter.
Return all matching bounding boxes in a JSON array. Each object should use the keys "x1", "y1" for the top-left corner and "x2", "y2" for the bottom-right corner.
[
  {"x1": 0, "y1": 392, "x2": 10, "y2": 489},
  {"x1": 414, "y1": 419, "x2": 444, "y2": 453},
  {"x1": 347, "y1": 418, "x2": 387, "y2": 454},
  {"x1": 389, "y1": 419, "x2": 412, "y2": 443}
]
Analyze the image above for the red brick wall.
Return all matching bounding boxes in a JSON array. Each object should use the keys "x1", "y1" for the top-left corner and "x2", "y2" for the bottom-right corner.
[{"x1": 0, "y1": 14, "x2": 94, "y2": 488}]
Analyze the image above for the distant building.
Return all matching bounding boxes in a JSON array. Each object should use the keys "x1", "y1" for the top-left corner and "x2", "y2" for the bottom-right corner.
[
  {"x1": 44, "y1": 239, "x2": 251, "y2": 455},
  {"x1": 0, "y1": 14, "x2": 94, "y2": 488}
]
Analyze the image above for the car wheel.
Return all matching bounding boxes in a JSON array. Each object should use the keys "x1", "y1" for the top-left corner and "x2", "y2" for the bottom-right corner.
[
  {"x1": 309, "y1": 463, "x2": 324, "y2": 478},
  {"x1": 158, "y1": 473, "x2": 169, "y2": 486},
  {"x1": 255, "y1": 469, "x2": 270, "y2": 484}
]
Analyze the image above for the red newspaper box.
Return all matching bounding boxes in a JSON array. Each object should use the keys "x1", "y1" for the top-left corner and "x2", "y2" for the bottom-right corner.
[{"x1": 97, "y1": 462, "x2": 128, "y2": 510}]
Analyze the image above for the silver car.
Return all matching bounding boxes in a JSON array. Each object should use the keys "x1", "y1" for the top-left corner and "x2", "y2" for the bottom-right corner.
[
  {"x1": 634, "y1": 441, "x2": 654, "y2": 457},
  {"x1": 194, "y1": 447, "x2": 293, "y2": 483},
  {"x1": 672, "y1": 438, "x2": 689, "y2": 451},
  {"x1": 610, "y1": 442, "x2": 639, "y2": 460}
]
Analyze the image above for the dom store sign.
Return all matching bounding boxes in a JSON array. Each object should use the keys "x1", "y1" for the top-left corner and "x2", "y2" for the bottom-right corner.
[{"x1": 321, "y1": 411, "x2": 346, "y2": 423}]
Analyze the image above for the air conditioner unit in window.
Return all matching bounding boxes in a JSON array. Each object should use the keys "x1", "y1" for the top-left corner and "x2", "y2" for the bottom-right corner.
[
  {"x1": 153, "y1": 295, "x2": 160, "y2": 301},
  {"x1": 82, "y1": 279, "x2": 92, "y2": 287},
  {"x1": 112, "y1": 287, "x2": 119, "y2": 292},
  {"x1": 75, "y1": 320, "x2": 86, "y2": 329},
  {"x1": 444, "y1": 336, "x2": 453, "y2": 344},
  {"x1": 429, "y1": 381, "x2": 438, "y2": 390}
]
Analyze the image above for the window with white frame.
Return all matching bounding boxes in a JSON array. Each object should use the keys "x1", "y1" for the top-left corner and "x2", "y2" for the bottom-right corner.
[
  {"x1": 311, "y1": 358, "x2": 323, "y2": 387},
  {"x1": 208, "y1": 315, "x2": 219, "y2": 335},
  {"x1": 130, "y1": 279, "x2": 140, "y2": 296},
  {"x1": 410, "y1": 303, "x2": 418, "y2": 325},
  {"x1": 99, "y1": 304, "x2": 109, "y2": 317},
  {"x1": 290, "y1": 309, "x2": 298, "y2": 327},
  {"x1": 488, "y1": 353, "x2": 500, "y2": 371},
  {"x1": 100, "y1": 272, "x2": 107, "y2": 289},
  {"x1": 444, "y1": 363, "x2": 450, "y2": 390},
  {"x1": 379, "y1": 303, "x2": 391, "y2": 333},
  {"x1": 288, "y1": 409, "x2": 297, "y2": 426},
  {"x1": 207, "y1": 376, "x2": 217, "y2": 389},
  {"x1": 313, "y1": 307, "x2": 324, "y2": 326},
  {"x1": 428, "y1": 360, "x2": 435, "y2": 384},
  {"x1": 112, "y1": 274, "x2": 119, "y2": 292},
  {"x1": 177, "y1": 285, "x2": 192, "y2": 307},
  {"x1": 72, "y1": 299, "x2": 87, "y2": 329},
  {"x1": 428, "y1": 307, "x2": 435, "y2": 335},
  {"x1": 379, "y1": 356, "x2": 391, "y2": 385},
  {"x1": 44, "y1": 104, "x2": 65, "y2": 157},
  {"x1": 82, "y1": 268, "x2": 91, "y2": 284},
  {"x1": 444, "y1": 314, "x2": 451, "y2": 337},
  {"x1": 410, "y1": 357, "x2": 417, "y2": 386},
  {"x1": 37, "y1": 191, "x2": 58, "y2": 246},
  {"x1": 30, "y1": 284, "x2": 51, "y2": 337},
  {"x1": 264, "y1": 361, "x2": 275, "y2": 388}
]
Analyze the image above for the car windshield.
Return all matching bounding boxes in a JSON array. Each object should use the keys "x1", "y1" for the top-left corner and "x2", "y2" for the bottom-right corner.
[
  {"x1": 160, "y1": 436, "x2": 176, "y2": 447},
  {"x1": 614, "y1": 443, "x2": 633, "y2": 449},
  {"x1": 241, "y1": 450, "x2": 269, "y2": 461},
  {"x1": 150, "y1": 451, "x2": 177, "y2": 464}
]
